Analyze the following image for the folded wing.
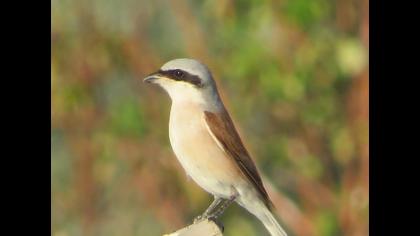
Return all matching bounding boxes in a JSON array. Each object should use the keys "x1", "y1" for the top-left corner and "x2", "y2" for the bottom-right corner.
[{"x1": 204, "y1": 110, "x2": 272, "y2": 208}]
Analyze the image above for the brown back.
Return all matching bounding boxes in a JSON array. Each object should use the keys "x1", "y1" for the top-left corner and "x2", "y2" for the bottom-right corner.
[{"x1": 204, "y1": 110, "x2": 273, "y2": 209}]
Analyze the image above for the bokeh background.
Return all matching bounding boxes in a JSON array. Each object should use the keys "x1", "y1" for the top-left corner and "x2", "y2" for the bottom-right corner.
[{"x1": 51, "y1": 0, "x2": 368, "y2": 235}]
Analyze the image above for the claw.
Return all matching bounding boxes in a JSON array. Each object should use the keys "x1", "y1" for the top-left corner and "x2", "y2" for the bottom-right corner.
[
  {"x1": 193, "y1": 214, "x2": 206, "y2": 224},
  {"x1": 208, "y1": 216, "x2": 224, "y2": 232}
]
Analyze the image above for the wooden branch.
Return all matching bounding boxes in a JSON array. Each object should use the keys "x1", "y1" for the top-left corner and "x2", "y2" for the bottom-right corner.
[{"x1": 163, "y1": 219, "x2": 223, "y2": 236}]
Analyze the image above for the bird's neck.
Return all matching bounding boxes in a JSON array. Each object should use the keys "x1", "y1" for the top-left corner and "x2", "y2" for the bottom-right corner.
[
  {"x1": 170, "y1": 97, "x2": 222, "y2": 114},
  {"x1": 170, "y1": 89, "x2": 223, "y2": 113}
]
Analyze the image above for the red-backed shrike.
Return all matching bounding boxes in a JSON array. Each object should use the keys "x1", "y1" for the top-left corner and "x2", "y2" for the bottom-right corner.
[{"x1": 144, "y1": 58, "x2": 287, "y2": 236}]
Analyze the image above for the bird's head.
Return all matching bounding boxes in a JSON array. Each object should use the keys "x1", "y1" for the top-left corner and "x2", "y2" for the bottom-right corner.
[{"x1": 143, "y1": 58, "x2": 219, "y2": 105}]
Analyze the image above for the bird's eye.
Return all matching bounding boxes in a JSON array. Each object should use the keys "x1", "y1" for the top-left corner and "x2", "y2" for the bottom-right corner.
[{"x1": 174, "y1": 70, "x2": 184, "y2": 78}]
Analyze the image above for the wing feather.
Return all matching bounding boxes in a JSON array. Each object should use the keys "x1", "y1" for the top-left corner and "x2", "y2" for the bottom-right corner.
[{"x1": 204, "y1": 110, "x2": 272, "y2": 208}]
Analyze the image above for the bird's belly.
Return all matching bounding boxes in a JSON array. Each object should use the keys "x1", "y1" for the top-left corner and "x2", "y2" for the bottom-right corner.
[{"x1": 169, "y1": 116, "x2": 240, "y2": 198}]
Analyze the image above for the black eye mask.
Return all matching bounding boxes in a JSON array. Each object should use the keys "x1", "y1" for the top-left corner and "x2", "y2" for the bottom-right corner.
[{"x1": 158, "y1": 69, "x2": 203, "y2": 88}]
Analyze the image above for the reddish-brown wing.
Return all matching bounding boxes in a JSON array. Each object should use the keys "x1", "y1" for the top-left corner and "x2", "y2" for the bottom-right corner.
[{"x1": 204, "y1": 110, "x2": 272, "y2": 208}]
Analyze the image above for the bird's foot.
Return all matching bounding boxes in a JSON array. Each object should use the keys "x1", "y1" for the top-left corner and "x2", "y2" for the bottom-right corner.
[
  {"x1": 192, "y1": 214, "x2": 224, "y2": 232},
  {"x1": 193, "y1": 214, "x2": 208, "y2": 224},
  {"x1": 208, "y1": 216, "x2": 224, "y2": 232}
]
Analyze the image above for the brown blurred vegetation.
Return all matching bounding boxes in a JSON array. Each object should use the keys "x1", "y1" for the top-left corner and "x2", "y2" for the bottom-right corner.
[{"x1": 52, "y1": 0, "x2": 368, "y2": 235}]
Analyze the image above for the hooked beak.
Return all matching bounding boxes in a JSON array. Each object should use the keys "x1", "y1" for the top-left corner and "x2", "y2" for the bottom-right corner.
[{"x1": 143, "y1": 71, "x2": 162, "y2": 84}]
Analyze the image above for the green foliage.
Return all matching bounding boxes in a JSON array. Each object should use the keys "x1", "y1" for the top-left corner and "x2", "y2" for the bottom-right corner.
[
  {"x1": 283, "y1": 0, "x2": 331, "y2": 28},
  {"x1": 315, "y1": 210, "x2": 340, "y2": 236},
  {"x1": 107, "y1": 99, "x2": 147, "y2": 137}
]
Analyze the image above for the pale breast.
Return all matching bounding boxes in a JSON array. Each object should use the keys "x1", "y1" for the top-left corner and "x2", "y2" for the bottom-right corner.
[{"x1": 168, "y1": 103, "x2": 241, "y2": 197}]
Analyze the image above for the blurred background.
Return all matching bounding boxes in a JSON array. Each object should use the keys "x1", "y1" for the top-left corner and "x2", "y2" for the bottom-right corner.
[{"x1": 51, "y1": 0, "x2": 368, "y2": 235}]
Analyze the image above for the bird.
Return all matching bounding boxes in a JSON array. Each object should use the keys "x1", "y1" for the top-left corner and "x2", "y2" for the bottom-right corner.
[{"x1": 143, "y1": 58, "x2": 287, "y2": 236}]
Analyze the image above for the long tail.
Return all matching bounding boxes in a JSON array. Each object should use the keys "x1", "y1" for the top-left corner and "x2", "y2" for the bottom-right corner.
[
  {"x1": 256, "y1": 205, "x2": 288, "y2": 236},
  {"x1": 238, "y1": 197, "x2": 287, "y2": 236}
]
